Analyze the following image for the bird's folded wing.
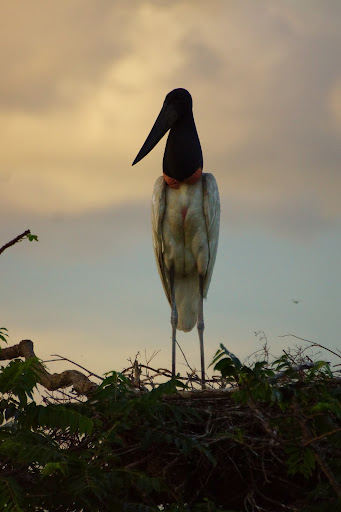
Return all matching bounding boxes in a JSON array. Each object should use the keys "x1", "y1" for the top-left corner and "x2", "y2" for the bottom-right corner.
[
  {"x1": 151, "y1": 176, "x2": 171, "y2": 305},
  {"x1": 202, "y1": 173, "x2": 220, "y2": 297}
]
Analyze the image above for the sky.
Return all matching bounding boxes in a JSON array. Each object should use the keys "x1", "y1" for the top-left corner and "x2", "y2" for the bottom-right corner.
[{"x1": 1, "y1": 0, "x2": 341, "y2": 379}]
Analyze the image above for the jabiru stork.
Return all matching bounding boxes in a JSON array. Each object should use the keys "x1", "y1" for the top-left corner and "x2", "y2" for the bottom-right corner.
[{"x1": 132, "y1": 88, "x2": 220, "y2": 386}]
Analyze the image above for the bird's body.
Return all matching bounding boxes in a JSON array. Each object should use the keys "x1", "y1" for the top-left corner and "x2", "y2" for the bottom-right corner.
[
  {"x1": 133, "y1": 88, "x2": 220, "y2": 385},
  {"x1": 152, "y1": 174, "x2": 219, "y2": 332}
]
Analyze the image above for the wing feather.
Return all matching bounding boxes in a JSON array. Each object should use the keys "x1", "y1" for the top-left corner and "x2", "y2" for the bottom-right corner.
[
  {"x1": 151, "y1": 176, "x2": 171, "y2": 305},
  {"x1": 202, "y1": 173, "x2": 220, "y2": 297}
]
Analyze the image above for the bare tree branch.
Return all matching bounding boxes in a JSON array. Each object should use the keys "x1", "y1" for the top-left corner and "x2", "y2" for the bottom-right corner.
[
  {"x1": 0, "y1": 230, "x2": 31, "y2": 255},
  {"x1": 0, "y1": 339, "x2": 98, "y2": 396},
  {"x1": 50, "y1": 353, "x2": 103, "y2": 380}
]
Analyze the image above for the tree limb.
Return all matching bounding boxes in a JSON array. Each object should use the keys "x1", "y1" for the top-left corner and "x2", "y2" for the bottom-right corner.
[
  {"x1": 0, "y1": 230, "x2": 31, "y2": 255},
  {"x1": 0, "y1": 339, "x2": 98, "y2": 396}
]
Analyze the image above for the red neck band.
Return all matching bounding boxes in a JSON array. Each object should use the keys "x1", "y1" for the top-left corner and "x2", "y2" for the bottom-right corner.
[{"x1": 163, "y1": 167, "x2": 203, "y2": 189}]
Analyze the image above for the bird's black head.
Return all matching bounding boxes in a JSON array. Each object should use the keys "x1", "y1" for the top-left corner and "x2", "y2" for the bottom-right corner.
[
  {"x1": 132, "y1": 88, "x2": 202, "y2": 180},
  {"x1": 163, "y1": 88, "x2": 193, "y2": 118}
]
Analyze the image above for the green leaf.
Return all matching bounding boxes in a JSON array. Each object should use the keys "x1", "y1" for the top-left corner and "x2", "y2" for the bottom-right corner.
[
  {"x1": 219, "y1": 344, "x2": 242, "y2": 369},
  {"x1": 271, "y1": 387, "x2": 282, "y2": 403},
  {"x1": 147, "y1": 378, "x2": 186, "y2": 400},
  {"x1": 286, "y1": 445, "x2": 316, "y2": 478},
  {"x1": 213, "y1": 359, "x2": 237, "y2": 378},
  {"x1": 26, "y1": 233, "x2": 38, "y2": 242},
  {"x1": 310, "y1": 400, "x2": 341, "y2": 419},
  {"x1": 0, "y1": 327, "x2": 9, "y2": 345},
  {"x1": 41, "y1": 461, "x2": 69, "y2": 477},
  {"x1": 0, "y1": 359, "x2": 40, "y2": 411},
  {"x1": 0, "y1": 477, "x2": 24, "y2": 511},
  {"x1": 24, "y1": 403, "x2": 93, "y2": 435}
]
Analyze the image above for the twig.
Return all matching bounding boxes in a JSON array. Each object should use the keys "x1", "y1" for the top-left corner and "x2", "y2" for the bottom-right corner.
[
  {"x1": 50, "y1": 354, "x2": 103, "y2": 380},
  {"x1": 279, "y1": 334, "x2": 341, "y2": 361},
  {"x1": 144, "y1": 349, "x2": 161, "y2": 366},
  {"x1": 122, "y1": 364, "x2": 171, "y2": 376},
  {"x1": 254, "y1": 486, "x2": 299, "y2": 511},
  {"x1": 302, "y1": 427, "x2": 341, "y2": 447},
  {"x1": 0, "y1": 230, "x2": 31, "y2": 255},
  {"x1": 176, "y1": 339, "x2": 194, "y2": 372}
]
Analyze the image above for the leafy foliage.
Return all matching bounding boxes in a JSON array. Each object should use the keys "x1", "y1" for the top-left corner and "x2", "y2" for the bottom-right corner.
[
  {"x1": 26, "y1": 233, "x2": 38, "y2": 242},
  {"x1": 0, "y1": 327, "x2": 9, "y2": 345},
  {"x1": 0, "y1": 338, "x2": 340, "y2": 511}
]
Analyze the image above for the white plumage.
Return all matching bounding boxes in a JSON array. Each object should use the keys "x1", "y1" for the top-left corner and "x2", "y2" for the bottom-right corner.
[{"x1": 151, "y1": 173, "x2": 220, "y2": 332}]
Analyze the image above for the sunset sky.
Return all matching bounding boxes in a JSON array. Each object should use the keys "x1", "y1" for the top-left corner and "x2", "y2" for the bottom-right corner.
[{"x1": 1, "y1": 1, "x2": 341, "y2": 378}]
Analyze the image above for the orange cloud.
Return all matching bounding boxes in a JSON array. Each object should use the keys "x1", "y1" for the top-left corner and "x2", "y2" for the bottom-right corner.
[{"x1": 1, "y1": 0, "x2": 340, "y2": 236}]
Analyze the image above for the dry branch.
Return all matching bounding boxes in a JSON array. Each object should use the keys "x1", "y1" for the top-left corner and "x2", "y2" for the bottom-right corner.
[
  {"x1": 0, "y1": 230, "x2": 31, "y2": 255},
  {"x1": 0, "y1": 340, "x2": 98, "y2": 396}
]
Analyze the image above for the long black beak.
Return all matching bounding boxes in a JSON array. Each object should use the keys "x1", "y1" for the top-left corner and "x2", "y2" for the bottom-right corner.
[{"x1": 132, "y1": 102, "x2": 178, "y2": 166}]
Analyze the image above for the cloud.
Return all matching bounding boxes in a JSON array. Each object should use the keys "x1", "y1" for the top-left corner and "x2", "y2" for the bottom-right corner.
[
  {"x1": 0, "y1": 1, "x2": 134, "y2": 112},
  {"x1": 328, "y1": 78, "x2": 341, "y2": 131},
  {"x1": 0, "y1": 0, "x2": 341, "y2": 240}
]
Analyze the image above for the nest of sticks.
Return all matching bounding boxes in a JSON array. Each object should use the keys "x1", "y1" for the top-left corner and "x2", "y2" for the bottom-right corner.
[
  {"x1": 2, "y1": 339, "x2": 341, "y2": 511},
  {"x1": 120, "y1": 355, "x2": 341, "y2": 511}
]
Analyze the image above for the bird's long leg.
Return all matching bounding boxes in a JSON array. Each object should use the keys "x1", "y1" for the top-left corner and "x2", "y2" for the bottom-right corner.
[
  {"x1": 170, "y1": 267, "x2": 178, "y2": 378},
  {"x1": 197, "y1": 275, "x2": 205, "y2": 388}
]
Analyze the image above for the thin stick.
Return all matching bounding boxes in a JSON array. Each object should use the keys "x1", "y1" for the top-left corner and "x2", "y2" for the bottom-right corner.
[
  {"x1": 51, "y1": 354, "x2": 103, "y2": 380},
  {"x1": 176, "y1": 340, "x2": 194, "y2": 373},
  {"x1": 302, "y1": 427, "x2": 341, "y2": 447},
  {"x1": 279, "y1": 334, "x2": 341, "y2": 360},
  {"x1": 0, "y1": 230, "x2": 31, "y2": 255}
]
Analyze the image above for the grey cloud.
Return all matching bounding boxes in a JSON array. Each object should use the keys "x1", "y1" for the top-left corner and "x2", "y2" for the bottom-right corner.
[
  {"x1": 1, "y1": 0, "x2": 341, "y2": 241},
  {"x1": 179, "y1": 36, "x2": 224, "y2": 82},
  {"x1": 0, "y1": 1, "x2": 134, "y2": 111},
  {"x1": 191, "y1": 3, "x2": 341, "y2": 235}
]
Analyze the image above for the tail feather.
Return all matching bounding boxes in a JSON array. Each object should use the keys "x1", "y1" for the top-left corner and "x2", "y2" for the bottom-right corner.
[{"x1": 174, "y1": 274, "x2": 199, "y2": 332}]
